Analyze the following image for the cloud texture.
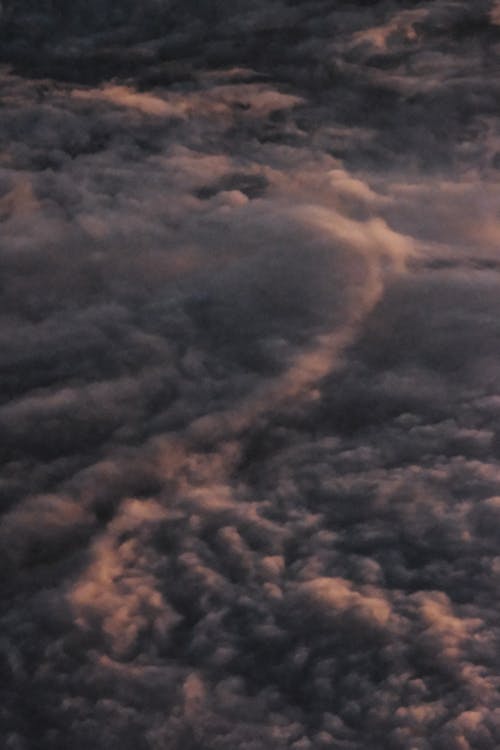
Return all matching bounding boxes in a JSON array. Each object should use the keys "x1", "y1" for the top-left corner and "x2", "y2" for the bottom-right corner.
[{"x1": 1, "y1": 2, "x2": 500, "y2": 748}]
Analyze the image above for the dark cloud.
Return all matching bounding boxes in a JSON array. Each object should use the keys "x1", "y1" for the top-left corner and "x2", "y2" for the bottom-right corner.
[{"x1": 2, "y1": 2, "x2": 500, "y2": 749}]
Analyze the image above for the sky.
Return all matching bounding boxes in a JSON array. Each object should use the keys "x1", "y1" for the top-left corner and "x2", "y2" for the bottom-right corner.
[{"x1": 1, "y1": 2, "x2": 500, "y2": 749}]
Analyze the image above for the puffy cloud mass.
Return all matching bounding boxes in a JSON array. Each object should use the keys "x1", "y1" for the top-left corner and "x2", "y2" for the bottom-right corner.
[{"x1": 1, "y1": 1, "x2": 500, "y2": 748}]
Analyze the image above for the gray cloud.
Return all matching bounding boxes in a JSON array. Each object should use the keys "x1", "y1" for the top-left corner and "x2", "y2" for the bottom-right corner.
[{"x1": 1, "y1": 2, "x2": 500, "y2": 749}]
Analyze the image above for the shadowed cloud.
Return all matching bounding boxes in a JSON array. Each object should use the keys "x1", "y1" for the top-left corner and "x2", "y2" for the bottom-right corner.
[{"x1": 1, "y1": 2, "x2": 500, "y2": 749}]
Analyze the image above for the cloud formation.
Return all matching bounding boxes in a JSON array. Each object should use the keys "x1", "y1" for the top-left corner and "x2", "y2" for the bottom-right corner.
[{"x1": 1, "y1": 2, "x2": 500, "y2": 749}]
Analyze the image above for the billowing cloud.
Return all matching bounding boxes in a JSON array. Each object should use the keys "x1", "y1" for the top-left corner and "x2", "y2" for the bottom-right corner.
[{"x1": 1, "y1": 2, "x2": 500, "y2": 749}]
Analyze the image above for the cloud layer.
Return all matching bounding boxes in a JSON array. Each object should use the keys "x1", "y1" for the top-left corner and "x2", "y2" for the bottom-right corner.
[{"x1": 1, "y1": 2, "x2": 500, "y2": 749}]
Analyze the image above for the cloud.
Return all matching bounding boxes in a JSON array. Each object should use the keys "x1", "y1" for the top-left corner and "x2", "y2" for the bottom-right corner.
[{"x1": 2, "y1": 1, "x2": 500, "y2": 749}]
